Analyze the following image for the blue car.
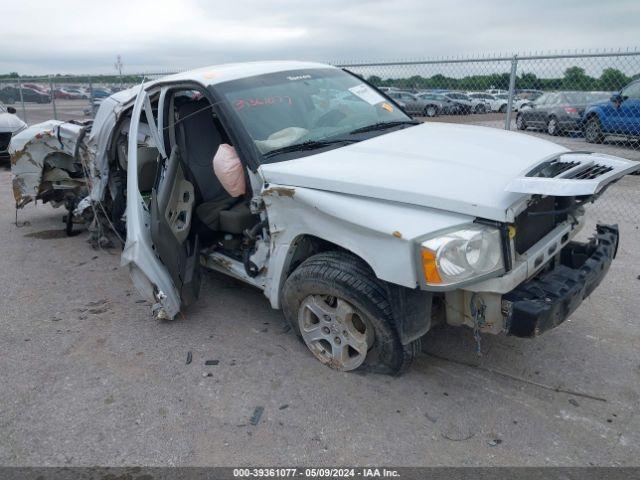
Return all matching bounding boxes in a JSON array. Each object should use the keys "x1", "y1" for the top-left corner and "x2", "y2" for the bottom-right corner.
[{"x1": 582, "y1": 79, "x2": 640, "y2": 143}]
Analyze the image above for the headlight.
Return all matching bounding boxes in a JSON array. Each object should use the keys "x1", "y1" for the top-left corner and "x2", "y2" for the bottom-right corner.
[{"x1": 420, "y1": 224, "x2": 504, "y2": 286}]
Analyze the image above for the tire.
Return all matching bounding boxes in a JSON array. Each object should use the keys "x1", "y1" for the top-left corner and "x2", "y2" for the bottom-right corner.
[
  {"x1": 424, "y1": 105, "x2": 438, "y2": 117},
  {"x1": 498, "y1": 104, "x2": 507, "y2": 113},
  {"x1": 474, "y1": 104, "x2": 486, "y2": 114},
  {"x1": 516, "y1": 114, "x2": 526, "y2": 130},
  {"x1": 547, "y1": 116, "x2": 560, "y2": 136},
  {"x1": 584, "y1": 116, "x2": 604, "y2": 144},
  {"x1": 282, "y1": 251, "x2": 420, "y2": 375}
]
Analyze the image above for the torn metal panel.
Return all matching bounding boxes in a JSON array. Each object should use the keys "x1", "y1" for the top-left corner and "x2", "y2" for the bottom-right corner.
[
  {"x1": 10, "y1": 120, "x2": 88, "y2": 207},
  {"x1": 83, "y1": 88, "x2": 139, "y2": 207}
]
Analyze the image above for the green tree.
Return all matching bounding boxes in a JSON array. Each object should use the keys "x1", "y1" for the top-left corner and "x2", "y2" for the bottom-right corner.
[
  {"x1": 562, "y1": 66, "x2": 596, "y2": 90},
  {"x1": 599, "y1": 68, "x2": 629, "y2": 91}
]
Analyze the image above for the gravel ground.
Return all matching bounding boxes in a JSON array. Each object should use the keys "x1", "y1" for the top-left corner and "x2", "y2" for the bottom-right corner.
[{"x1": 1, "y1": 154, "x2": 639, "y2": 466}]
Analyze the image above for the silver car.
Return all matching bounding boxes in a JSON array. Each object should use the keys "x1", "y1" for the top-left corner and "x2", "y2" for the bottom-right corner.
[{"x1": 387, "y1": 91, "x2": 442, "y2": 117}]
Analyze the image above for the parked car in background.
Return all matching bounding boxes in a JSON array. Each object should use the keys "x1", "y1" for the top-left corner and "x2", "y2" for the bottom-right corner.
[
  {"x1": 416, "y1": 92, "x2": 460, "y2": 115},
  {"x1": 55, "y1": 87, "x2": 84, "y2": 99},
  {"x1": 0, "y1": 102, "x2": 27, "y2": 161},
  {"x1": 582, "y1": 79, "x2": 640, "y2": 143},
  {"x1": 386, "y1": 91, "x2": 442, "y2": 117},
  {"x1": 486, "y1": 88, "x2": 508, "y2": 95},
  {"x1": 441, "y1": 92, "x2": 473, "y2": 114},
  {"x1": 516, "y1": 91, "x2": 612, "y2": 136},
  {"x1": 461, "y1": 93, "x2": 490, "y2": 113},
  {"x1": 64, "y1": 87, "x2": 89, "y2": 99},
  {"x1": 468, "y1": 92, "x2": 505, "y2": 113},
  {"x1": 0, "y1": 86, "x2": 50, "y2": 104},
  {"x1": 22, "y1": 83, "x2": 48, "y2": 93},
  {"x1": 91, "y1": 88, "x2": 112, "y2": 99},
  {"x1": 512, "y1": 91, "x2": 544, "y2": 111}
]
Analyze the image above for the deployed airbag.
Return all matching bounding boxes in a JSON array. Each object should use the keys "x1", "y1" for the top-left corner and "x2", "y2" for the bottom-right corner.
[{"x1": 213, "y1": 144, "x2": 245, "y2": 197}]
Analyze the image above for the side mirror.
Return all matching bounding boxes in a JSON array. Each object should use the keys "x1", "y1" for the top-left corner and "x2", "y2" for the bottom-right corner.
[
  {"x1": 610, "y1": 93, "x2": 623, "y2": 104},
  {"x1": 7, "y1": 106, "x2": 17, "y2": 114}
]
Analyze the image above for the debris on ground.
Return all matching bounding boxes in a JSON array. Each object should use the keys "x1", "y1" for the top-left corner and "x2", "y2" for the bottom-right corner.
[
  {"x1": 205, "y1": 360, "x2": 219, "y2": 366},
  {"x1": 202, "y1": 372, "x2": 213, "y2": 377},
  {"x1": 186, "y1": 351, "x2": 192, "y2": 365},
  {"x1": 250, "y1": 406, "x2": 264, "y2": 426},
  {"x1": 488, "y1": 438, "x2": 503, "y2": 446},
  {"x1": 569, "y1": 398, "x2": 580, "y2": 407},
  {"x1": 279, "y1": 404, "x2": 289, "y2": 410}
]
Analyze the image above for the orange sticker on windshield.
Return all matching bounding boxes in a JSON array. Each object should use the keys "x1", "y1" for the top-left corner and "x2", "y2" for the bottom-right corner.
[{"x1": 382, "y1": 102, "x2": 394, "y2": 112}]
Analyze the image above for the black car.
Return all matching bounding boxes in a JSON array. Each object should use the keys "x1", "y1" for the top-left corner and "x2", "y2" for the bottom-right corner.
[
  {"x1": 0, "y1": 86, "x2": 51, "y2": 104},
  {"x1": 516, "y1": 91, "x2": 611, "y2": 136}
]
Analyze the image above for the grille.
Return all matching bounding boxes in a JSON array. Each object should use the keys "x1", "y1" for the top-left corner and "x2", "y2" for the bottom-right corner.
[
  {"x1": 514, "y1": 196, "x2": 568, "y2": 254},
  {"x1": 526, "y1": 158, "x2": 614, "y2": 181},
  {"x1": 526, "y1": 159, "x2": 579, "y2": 178},
  {"x1": 0, "y1": 132, "x2": 11, "y2": 152},
  {"x1": 568, "y1": 164, "x2": 614, "y2": 180}
]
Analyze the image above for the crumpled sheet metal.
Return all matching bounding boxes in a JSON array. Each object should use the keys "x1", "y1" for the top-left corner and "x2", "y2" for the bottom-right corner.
[
  {"x1": 84, "y1": 88, "x2": 139, "y2": 208},
  {"x1": 10, "y1": 121, "x2": 86, "y2": 207}
]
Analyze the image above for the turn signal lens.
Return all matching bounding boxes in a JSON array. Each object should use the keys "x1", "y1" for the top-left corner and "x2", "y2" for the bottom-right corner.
[{"x1": 421, "y1": 248, "x2": 442, "y2": 284}]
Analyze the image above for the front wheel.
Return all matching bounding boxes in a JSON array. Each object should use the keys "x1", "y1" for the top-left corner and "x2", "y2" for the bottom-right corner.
[
  {"x1": 584, "y1": 116, "x2": 604, "y2": 143},
  {"x1": 282, "y1": 251, "x2": 420, "y2": 374},
  {"x1": 516, "y1": 114, "x2": 526, "y2": 130},
  {"x1": 474, "y1": 104, "x2": 486, "y2": 114},
  {"x1": 499, "y1": 104, "x2": 507, "y2": 113}
]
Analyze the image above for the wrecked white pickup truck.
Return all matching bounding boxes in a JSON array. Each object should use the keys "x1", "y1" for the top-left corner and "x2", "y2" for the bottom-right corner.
[{"x1": 11, "y1": 62, "x2": 639, "y2": 374}]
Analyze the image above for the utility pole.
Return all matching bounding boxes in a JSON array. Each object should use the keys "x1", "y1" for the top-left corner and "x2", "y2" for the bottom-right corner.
[{"x1": 114, "y1": 55, "x2": 124, "y2": 88}]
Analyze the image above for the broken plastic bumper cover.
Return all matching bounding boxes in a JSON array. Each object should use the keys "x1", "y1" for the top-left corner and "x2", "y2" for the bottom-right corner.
[{"x1": 503, "y1": 224, "x2": 619, "y2": 338}]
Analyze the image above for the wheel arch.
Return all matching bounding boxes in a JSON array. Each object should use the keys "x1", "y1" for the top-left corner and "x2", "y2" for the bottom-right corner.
[
  {"x1": 278, "y1": 233, "x2": 376, "y2": 300},
  {"x1": 279, "y1": 236, "x2": 435, "y2": 347}
]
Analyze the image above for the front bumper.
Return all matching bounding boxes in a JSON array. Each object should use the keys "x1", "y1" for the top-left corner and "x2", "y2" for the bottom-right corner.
[{"x1": 503, "y1": 224, "x2": 619, "y2": 338}]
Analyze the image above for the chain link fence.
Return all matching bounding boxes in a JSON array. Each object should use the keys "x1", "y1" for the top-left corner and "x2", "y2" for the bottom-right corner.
[
  {"x1": 2, "y1": 49, "x2": 639, "y2": 229},
  {"x1": 0, "y1": 71, "x2": 177, "y2": 124},
  {"x1": 338, "y1": 50, "x2": 640, "y2": 233}
]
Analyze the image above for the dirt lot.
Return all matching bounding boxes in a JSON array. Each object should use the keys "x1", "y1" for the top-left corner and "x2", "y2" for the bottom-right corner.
[{"x1": 1, "y1": 150, "x2": 640, "y2": 466}]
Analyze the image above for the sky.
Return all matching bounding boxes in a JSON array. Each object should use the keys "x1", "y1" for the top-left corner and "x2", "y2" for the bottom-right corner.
[{"x1": 2, "y1": 0, "x2": 639, "y2": 75}]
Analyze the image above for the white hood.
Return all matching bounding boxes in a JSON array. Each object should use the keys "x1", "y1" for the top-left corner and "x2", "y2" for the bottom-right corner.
[{"x1": 260, "y1": 122, "x2": 637, "y2": 222}]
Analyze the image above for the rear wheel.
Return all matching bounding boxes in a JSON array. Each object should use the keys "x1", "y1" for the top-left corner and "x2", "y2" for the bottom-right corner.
[
  {"x1": 474, "y1": 103, "x2": 486, "y2": 114},
  {"x1": 547, "y1": 116, "x2": 560, "y2": 136},
  {"x1": 584, "y1": 116, "x2": 604, "y2": 143},
  {"x1": 424, "y1": 105, "x2": 438, "y2": 117},
  {"x1": 516, "y1": 114, "x2": 526, "y2": 130},
  {"x1": 499, "y1": 104, "x2": 507, "y2": 113},
  {"x1": 282, "y1": 251, "x2": 420, "y2": 375}
]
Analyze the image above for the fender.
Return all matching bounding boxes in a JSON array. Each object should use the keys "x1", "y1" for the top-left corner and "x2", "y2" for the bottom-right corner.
[{"x1": 260, "y1": 183, "x2": 473, "y2": 309}]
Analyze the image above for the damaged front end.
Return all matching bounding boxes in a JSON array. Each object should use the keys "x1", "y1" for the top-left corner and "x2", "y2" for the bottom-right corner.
[
  {"x1": 504, "y1": 224, "x2": 618, "y2": 337},
  {"x1": 10, "y1": 120, "x2": 93, "y2": 231}
]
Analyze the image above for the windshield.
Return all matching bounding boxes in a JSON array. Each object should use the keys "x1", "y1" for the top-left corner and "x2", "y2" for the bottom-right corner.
[{"x1": 213, "y1": 68, "x2": 411, "y2": 161}]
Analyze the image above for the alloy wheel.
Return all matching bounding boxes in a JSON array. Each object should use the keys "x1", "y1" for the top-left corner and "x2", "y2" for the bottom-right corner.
[{"x1": 298, "y1": 294, "x2": 374, "y2": 371}]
